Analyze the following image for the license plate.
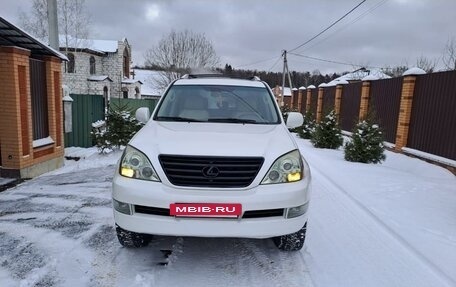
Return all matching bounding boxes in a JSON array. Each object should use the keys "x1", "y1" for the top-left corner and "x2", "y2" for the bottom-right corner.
[{"x1": 170, "y1": 203, "x2": 242, "y2": 218}]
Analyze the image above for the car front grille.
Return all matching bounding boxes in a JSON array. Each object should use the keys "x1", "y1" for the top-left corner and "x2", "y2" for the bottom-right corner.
[
  {"x1": 134, "y1": 205, "x2": 285, "y2": 219},
  {"x1": 158, "y1": 155, "x2": 264, "y2": 188}
]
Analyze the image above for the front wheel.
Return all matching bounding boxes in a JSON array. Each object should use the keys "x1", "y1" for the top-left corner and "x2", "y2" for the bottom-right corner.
[
  {"x1": 273, "y1": 222, "x2": 307, "y2": 251},
  {"x1": 115, "y1": 224, "x2": 152, "y2": 248}
]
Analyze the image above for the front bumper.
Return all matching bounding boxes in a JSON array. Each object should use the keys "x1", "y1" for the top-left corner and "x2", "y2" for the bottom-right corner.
[{"x1": 112, "y1": 174, "x2": 311, "y2": 239}]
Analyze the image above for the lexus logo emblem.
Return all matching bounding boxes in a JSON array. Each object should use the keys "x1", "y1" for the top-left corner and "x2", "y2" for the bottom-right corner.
[{"x1": 202, "y1": 165, "x2": 220, "y2": 178}]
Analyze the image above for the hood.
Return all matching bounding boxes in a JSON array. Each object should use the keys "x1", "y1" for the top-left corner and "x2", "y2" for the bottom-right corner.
[{"x1": 129, "y1": 121, "x2": 297, "y2": 160}]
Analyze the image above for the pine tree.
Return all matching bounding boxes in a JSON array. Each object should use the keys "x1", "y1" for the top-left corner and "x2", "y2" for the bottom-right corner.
[
  {"x1": 344, "y1": 119, "x2": 386, "y2": 163},
  {"x1": 311, "y1": 110, "x2": 343, "y2": 149},
  {"x1": 93, "y1": 109, "x2": 143, "y2": 152},
  {"x1": 296, "y1": 111, "x2": 316, "y2": 139}
]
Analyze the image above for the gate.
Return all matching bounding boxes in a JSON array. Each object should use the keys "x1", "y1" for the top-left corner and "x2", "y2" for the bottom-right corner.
[{"x1": 64, "y1": 94, "x2": 104, "y2": 148}]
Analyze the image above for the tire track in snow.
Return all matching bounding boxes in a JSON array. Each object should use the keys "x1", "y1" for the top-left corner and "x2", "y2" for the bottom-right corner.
[
  {"x1": 309, "y1": 164, "x2": 456, "y2": 287},
  {"x1": 0, "y1": 222, "x2": 94, "y2": 287}
]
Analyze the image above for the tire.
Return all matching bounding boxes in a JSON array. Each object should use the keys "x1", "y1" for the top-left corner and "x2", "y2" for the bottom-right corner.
[
  {"x1": 273, "y1": 222, "x2": 307, "y2": 251},
  {"x1": 115, "y1": 224, "x2": 152, "y2": 248}
]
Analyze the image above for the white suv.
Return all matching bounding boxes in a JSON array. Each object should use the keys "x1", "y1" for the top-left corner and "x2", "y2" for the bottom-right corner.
[{"x1": 112, "y1": 75, "x2": 311, "y2": 251}]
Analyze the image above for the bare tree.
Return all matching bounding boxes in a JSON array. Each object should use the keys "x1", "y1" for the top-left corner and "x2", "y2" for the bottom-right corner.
[
  {"x1": 442, "y1": 37, "x2": 456, "y2": 70},
  {"x1": 415, "y1": 55, "x2": 437, "y2": 73},
  {"x1": 144, "y1": 30, "x2": 220, "y2": 90},
  {"x1": 19, "y1": 0, "x2": 91, "y2": 51}
]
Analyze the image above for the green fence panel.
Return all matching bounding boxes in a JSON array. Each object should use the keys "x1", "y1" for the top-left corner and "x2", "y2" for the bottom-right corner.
[
  {"x1": 64, "y1": 94, "x2": 105, "y2": 148},
  {"x1": 109, "y1": 98, "x2": 158, "y2": 115}
]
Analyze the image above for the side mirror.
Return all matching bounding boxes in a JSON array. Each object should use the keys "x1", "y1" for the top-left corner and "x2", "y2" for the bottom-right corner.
[
  {"x1": 135, "y1": 107, "x2": 151, "y2": 124},
  {"x1": 286, "y1": 112, "x2": 304, "y2": 129}
]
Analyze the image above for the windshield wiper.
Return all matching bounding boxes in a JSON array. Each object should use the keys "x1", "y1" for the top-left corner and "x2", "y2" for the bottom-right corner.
[
  {"x1": 208, "y1": 118, "x2": 258, "y2": 124},
  {"x1": 156, "y1": 116, "x2": 203, "y2": 122}
]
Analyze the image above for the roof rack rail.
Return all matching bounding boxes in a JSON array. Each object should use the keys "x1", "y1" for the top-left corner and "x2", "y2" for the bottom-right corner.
[
  {"x1": 180, "y1": 73, "x2": 224, "y2": 79},
  {"x1": 180, "y1": 74, "x2": 262, "y2": 81}
]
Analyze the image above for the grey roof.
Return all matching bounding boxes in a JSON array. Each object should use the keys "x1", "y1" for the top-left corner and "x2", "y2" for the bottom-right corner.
[
  {"x1": 87, "y1": 75, "x2": 113, "y2": 82},
  {"x1": 0, "y1": 17, "x2": 68, "y2": 61}
]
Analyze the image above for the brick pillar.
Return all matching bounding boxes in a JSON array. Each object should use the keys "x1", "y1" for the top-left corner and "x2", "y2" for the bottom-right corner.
[
  {"x1": 316, "y1": 88, "x2": 324, "y2": 123},
  {"x1": 306, "y1": 89, "x2": 312, "y2": 113},
  {"x1": 43, "y1": 56, "x2": 64, "y2": 152},
  {"x1": 359, "y1": 81, "x2": 371, "y2": 122},
  {"x1": 395, "y1": 76, "x2": 417, "y2": 151},
  {"x1": 334, "y1": 85, "x2": 343, "y2": 122},
  {"x1": 297, "y1": 89, "x2": 303, "y2": 113}
]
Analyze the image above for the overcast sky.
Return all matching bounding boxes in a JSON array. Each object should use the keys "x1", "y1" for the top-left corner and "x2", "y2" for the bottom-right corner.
[{"x1": 2, "y1": 0, "x2": 456, "y2": 74}]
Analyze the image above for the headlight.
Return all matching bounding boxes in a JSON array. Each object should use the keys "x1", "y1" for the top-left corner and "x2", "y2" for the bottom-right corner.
[
  {"x1": 119, "y1": 145, "x2": 160, "y2": 181},
  {"x1": 261, "y1": 150, "x2": 304, "y2": 184}
]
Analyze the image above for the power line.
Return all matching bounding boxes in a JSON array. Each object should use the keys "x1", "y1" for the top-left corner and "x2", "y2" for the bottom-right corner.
[
  {"x1": 289, "y1": 0, "x2": 367, "y2": 53},
  {"x1": 304, "y1": 0, "x2": 390, "y2": 52},
  {"x1": 288, "y1": 52, "x2": 383, "y2": 69},
  {"x1": 268, "y1": 56, "x2": 282, "y2": 72},
  {"x1": 236, "y1": 56, "x2": 280, "y2": 69}
]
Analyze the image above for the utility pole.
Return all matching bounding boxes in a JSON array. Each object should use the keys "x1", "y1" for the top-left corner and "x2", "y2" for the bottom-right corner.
[
  {"x1": 47, "y1": 0, "x2": 59, "y2": 50},
  {"x1": 281, "y1": 50, "x2": 287, "y2": 107},
  {"x1": 280, "y1": 50, "x2": 293, "y2": 108}
]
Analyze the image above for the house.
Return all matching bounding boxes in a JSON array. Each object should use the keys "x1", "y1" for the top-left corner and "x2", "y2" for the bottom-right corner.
[
  {"x1": 272, "y1": 86, "x2": 293, "y2": 107},
  {"x1": 0, "y1": 17, "x2": 67, "y2": 178},
  {"x1": 330, "y1": 67, "x2": 391, "y2": 84},
  {"x1": 132, "y1": 68, "x2": 163, "y2": 100},
  {"x1": 59, "y1": 36, "x2": 142, "y2": 103}
]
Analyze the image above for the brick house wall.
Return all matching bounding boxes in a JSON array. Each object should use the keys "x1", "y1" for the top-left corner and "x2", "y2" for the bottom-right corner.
[
  {"x1": 61, "y1": 39, "x2": 141, "y2": 99},
  {"x1": 0, "y1": 47, "x2": 64, "y2": 178}
]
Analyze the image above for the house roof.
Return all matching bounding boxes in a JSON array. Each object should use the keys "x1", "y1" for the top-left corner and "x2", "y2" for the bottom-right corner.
[
  {"x1": 87, "y1": 75, "x2": 113, "y2": 82},
  {"x1": 59, "y1": 35, "x2": 120, "y2": 54},
  {"x1": 333, "y1": 68, "x2": 390, "y2": 82},
  {"x1": 132, "y1": 69, "x2": 163, "y2": 96},
  {"x1": 122, "y1": 78, "x2": 143, "y2": 84},
  {"x1": 0, "y1": 17, "x2": 68, "y2": 60}
]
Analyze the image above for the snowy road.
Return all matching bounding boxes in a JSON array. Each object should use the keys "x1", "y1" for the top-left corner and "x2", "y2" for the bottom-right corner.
[
  {"x1": 0, "y1": 164, "x2": 312, "y2": 287},
  {"x1": 0, "y1": 140, "x2": 455, "y2": 287}
]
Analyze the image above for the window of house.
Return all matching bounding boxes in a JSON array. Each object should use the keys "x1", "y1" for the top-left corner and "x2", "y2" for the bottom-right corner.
[
  {"x1": 67, "y1": 53, "x2": 75, "y2": 73},
  {"x1": 90, "y1": 56, "x2": 96, "y2": 75},
  {"x1": 123, "y1": 90, "x2": 128, "y2": 99},
  {"x1": 123, "y1": 49, "x2": 130, "y2": 78},
  {"x1": 29, "y1": 58, "x2": 49, "y2": 140}
]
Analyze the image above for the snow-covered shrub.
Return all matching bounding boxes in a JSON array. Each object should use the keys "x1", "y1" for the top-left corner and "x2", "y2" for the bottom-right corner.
[
  {"x1": 311, "y1": 110, "x2": 343, "y2": 149},
  {"x1": 295, "y1": 111, "x2": 316, "y2": 139},
  {"x1": 93, "y1": 109, "x2": 143, "y2": 153},
  {"x1": 344, "y1": 120, "x2": 386, "y2": 164}
]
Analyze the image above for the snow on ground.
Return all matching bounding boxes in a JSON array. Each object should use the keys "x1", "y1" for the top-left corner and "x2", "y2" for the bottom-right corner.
[{"x1": 0, "y1": 140, "x2": 455, "y2": 287}]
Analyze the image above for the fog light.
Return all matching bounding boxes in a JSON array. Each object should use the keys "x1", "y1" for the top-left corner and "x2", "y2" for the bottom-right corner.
[
  {"x1": 113, "y1": 199, "x2": 132, "y2": 215},
  {"x1": 286, "y1": 202, "x2": 309, "y2": 218},
  {"x1": 287, "y1": 172, "x2": 301, "y2": 182}
]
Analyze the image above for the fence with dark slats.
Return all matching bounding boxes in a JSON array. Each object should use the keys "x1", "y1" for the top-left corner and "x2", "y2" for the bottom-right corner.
[
  {"x1": 322, "y1": 86, "x2": 336, "y2": 115},
  {"x1": 309, "y1": 89, "x2": 319, "y2": 119},
  {"x1": 339, "y1": 82, "x2": 362, "y2": 132},
  {"x1": 407, "y1": 71, "x2": 456, "y2": 160},
  {"x1": 369, "y1": 77, "x2": 403, "y2": 143},
  {"x1": 300, "y1": 90, "x2": 308, "y2": 114}
]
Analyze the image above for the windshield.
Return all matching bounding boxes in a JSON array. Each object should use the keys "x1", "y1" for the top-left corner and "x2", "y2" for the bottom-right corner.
[{"x1": 154, "y1": 85, "x2": 280, "y2": 124}]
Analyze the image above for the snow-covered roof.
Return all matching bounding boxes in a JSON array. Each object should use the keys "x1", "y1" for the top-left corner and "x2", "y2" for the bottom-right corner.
[
  {"x1": 87, "y1": 75, "x2": 112, "y2": 82},
  {"x1": 403, "y1": 67, "x2": 426, "y2": 76},
  {"x1": 333, "y1": 69, "x2": 391, "y2": 82},
  {"x1": 0, "y1": 17, "x2": 68, "y2": 61},
  {"x1": 133, "y1": 69, "x2": 163, "y2": 96},
  {"x1": 122, "y1": 78, "x2": 143, "y2": 84},
  {"x1": 277, "y1": 87, "x2": 292, "y2": 96},
  {"x1": 59, "y1": 35, "x2": 119, "y2": 53}
]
